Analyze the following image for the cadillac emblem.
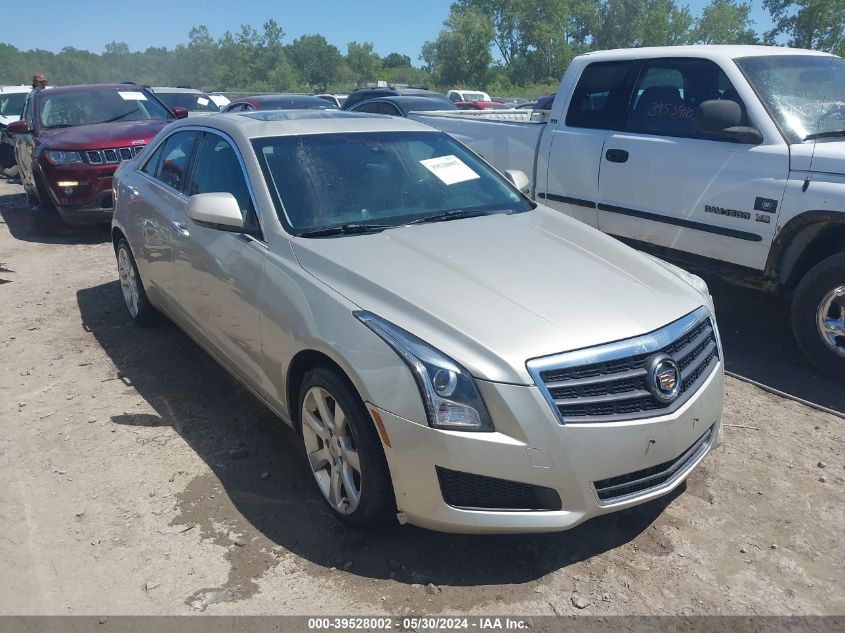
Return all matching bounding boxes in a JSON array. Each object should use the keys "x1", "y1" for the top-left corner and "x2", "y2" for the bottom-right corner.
[{"x1": 645, "y1": 353, "x2": 682, "y2": 404}]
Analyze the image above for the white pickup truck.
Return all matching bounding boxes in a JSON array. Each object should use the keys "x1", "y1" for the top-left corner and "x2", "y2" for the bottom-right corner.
[{"x1": 416, "y1": 45, "x2": 845, "y2": 378}]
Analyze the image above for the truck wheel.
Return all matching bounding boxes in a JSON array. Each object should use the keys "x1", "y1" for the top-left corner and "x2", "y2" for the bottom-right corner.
[
  {"x1": 791, "y1": 252, "x2": 845, "y2": 380},
  {"x1": 298, "y1": 367, "x2": 396, "y2": 530}
]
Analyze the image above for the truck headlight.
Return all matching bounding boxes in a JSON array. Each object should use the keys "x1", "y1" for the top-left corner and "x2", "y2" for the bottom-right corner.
[
  {"x1": 355, "y1": 311, "x2": 494, "y2": 432},
  {"x1": 44, "y1": 150, "x2": 83, "y2": 165}
]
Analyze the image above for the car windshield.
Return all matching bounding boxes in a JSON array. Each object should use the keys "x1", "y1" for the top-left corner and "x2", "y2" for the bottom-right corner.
[
  {"x1": 737, "y1": 55, "x2": 845, "y2": 143},
  {"x1": 38, "y1": 88, "x2": 172, "y2": 129},
  {"x1": 156, "y1": 92, "x2": 219, "y2": 113},
  {"x1": 462, "y1": 92, "x2": 487, "y2": 102},
  {"x1": 0, "y1": 92, "x2": 27, "y2": 117},
  {"x1": 253, "y1": 131, "x2": 532, "y2": 235}
]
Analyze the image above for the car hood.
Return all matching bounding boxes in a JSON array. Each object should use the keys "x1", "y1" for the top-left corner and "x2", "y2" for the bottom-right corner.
[
  {"x1": 807, "y1": 141, "x2": 845, "y2": 175},
  {"x1": 39, "y1": 119, "x2": 172, "y2": 150},
  {"x1": 0, "y1": 115, "x2": 20, "y2": 127},
  {"x1": 291, "y1": 207, "x2": 708, "y2": 384}
]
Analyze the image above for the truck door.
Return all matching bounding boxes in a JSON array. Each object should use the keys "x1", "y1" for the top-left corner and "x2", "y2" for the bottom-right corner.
[
  {"x1": 539, "y1": 60, "x2": 636, "y2": 228},
  {"x1": 596, "y1": 57, "x2": 789, "y2": 270}
]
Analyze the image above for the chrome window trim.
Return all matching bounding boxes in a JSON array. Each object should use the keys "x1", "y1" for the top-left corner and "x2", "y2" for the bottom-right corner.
[{"x1": 526, "y1": 306, "x2": 712, "y2": 424}]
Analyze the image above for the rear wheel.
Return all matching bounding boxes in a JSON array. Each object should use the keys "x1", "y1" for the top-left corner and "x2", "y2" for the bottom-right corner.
[
  {"x1": 116, "y1": 239, "x2": 157, "y2": 326},
  {"x1": 791, "y1": 252, "x2": 845, "y2": 380},
  {"x1": 298, "y1": 367, "x2": 395, "y2": 529}
]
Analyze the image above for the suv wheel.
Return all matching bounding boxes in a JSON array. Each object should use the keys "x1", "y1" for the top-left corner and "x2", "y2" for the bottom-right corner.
[
  {"x1": 298, "y1": 367, "x2": 395, "y2": 529},
  {"x1": 791, "y1": 252, "x2": 845, "y2": 379},
  {"x1": 116, "y1": 239, "x2": 157, "y2": 326}
]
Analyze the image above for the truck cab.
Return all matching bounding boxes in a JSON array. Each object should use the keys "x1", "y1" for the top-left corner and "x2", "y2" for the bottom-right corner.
[{"x1": 420, "y1": 46, "x2": 845, "y2": 378}]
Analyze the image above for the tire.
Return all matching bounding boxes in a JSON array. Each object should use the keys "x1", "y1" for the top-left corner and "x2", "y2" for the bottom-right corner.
[
  {"x1": 34, "y1": 173, "x2": 57, "y2": 214},
  {"x1": 116, "y1": 239, "x2": 158, "y2": 326},
  {"x1": 298, "y1": 367, "x2": 396, "y2": 529},
  {"x1": 791, "y1": 252, "x2": 845, "y2": 380}
]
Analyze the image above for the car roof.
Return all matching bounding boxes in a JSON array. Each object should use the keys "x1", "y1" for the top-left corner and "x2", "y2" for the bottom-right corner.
[
  {"x1": 185, "y1": 109, "x2": 436, "y2": 139},
  {"x1": 32, "y1": 83, "x2": 155, "y2": 95},
  {"x1": 0, "y1": 85, "x2": 31, "y2": 94},
  {"x1": 152, "y1": 87, "x2": 207, "y2": 95},
  {"x1": 578, "y1": 44, "x2": 836, "y2": 63}
]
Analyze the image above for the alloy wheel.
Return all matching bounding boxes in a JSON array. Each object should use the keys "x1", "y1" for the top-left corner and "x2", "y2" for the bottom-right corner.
[
  {"x1": 118, "y1": 247, "x2": 140, "y2": 319},
  {"x1": 301, "y1": 386, "x2": 362, "y2": 514},
  {"x1": 817, "y1": 285, "x2": 845, "y2": 358}
]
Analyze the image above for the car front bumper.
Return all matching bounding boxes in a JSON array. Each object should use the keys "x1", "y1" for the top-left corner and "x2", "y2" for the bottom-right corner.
[
  {"x1": 39, "y1": 162, "x2": 117, "y2": 225},
  {"x1": 372, "y1": 363, "x2": 724, "y2": 534}
]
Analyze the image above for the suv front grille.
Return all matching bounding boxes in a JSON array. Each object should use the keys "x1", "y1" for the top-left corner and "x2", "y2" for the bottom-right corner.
[
  {"x1": 85, "y1": 145, "x2": 144, "y2": 165},
  {"x1": 527, "y1": 307, "x2": 719, "y2": 424},
  {"x1": 436, "y1": 467, "x2": 562, "y2": 511},
  {"x1": 593, "y1": 425, "x2": 713, "y2": 504}
]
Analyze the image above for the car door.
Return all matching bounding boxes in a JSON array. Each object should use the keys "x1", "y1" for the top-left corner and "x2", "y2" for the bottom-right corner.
[
  {"x1": 15, "y1": 93, "x2": 36, "y2": 187},
  {"x1": 130, "y1": 129, "x2": 201, "y2": 306},
  {"x1": 171, "y1": 130, "x2": 269, "y2": 390},
  {"x1": 540, "y1": 60, "x2": 635, "y2": 228},
  {"x1": 597, "y1": 57, "x2": 790, "y2": 270}
]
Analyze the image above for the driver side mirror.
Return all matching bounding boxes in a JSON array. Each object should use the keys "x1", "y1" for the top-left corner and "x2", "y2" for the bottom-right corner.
[
  {"x1": 188, "y1": 192, "x2": 244, "y2": 231},
  {"x1": 504, "y1": 169, "x2": 531, "y2": 194},
  {"x1": 6, "y1": 120, "x2": 30, "y2": 135},
  {"x1": 173, "y1": 107, "x2": 189, "y2": 119},
  {"x1": 696, "y1": 100, "x2": 762, "y2": 144}
]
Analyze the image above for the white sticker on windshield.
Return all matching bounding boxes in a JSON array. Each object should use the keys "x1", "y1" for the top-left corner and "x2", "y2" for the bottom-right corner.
[
  {"x1": 420, "y1": 154, "x2": 480, "y2": 185},
  {"x1": 197, "y1": 97, "x2": 209, "y2": 106},
  {"x1": 118, "y1": 91, "x2": 147, "y2": 101}
]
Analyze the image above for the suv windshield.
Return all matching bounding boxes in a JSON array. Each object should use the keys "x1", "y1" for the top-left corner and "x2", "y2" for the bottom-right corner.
[
  {"x1": 37, "y1": 88, "x2": 172, "y2": 129},
  {"x1": 0, "y1": 92, "x2": 27, "y2": 117},
  {"x1": 737, "y1": 55, "x2": 845, "y2": 143},
  {"x1": 156, "y1": 92, "x2": 219, "y2": 113},
  {"x1": 253, "y1": 131, "x2": 532, "y2": 235}
]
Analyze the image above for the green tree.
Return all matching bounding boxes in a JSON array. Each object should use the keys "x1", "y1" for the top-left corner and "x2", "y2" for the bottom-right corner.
[
  {"x1": 763, "y1": 0, "x2": 845, "y2": 51},
  {"x1": 287, "y1": 35, "x2": 343, "y2": 91},
  {"x1": 346, "y1": 41, "x2": 382, "y2": 84},
  {"x1": 422, "y1": 7, "x2": 494, "y2": 87},
  {"x1": 692, "y1": 0, "x2": 759, "y2": 44},
  {"x1": 594, "y1": 0, "x2": 693, "y2": 49},
  {"x1": 383, "y1": 52, "x2": 412, "y2": 68}
]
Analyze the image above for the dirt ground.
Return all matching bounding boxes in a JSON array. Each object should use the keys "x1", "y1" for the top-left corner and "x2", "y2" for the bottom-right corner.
[{"x1": 0, "y1": 178, "x2": 842, "y2": 616}]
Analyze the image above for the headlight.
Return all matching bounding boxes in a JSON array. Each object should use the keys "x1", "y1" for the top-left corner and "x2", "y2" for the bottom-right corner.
[
  {"x1": 355, "y1": 311, "x2": 493, "y2": 432},
  {"x1": 44, "y1": 150, "x2": 83, "y2": 165}
]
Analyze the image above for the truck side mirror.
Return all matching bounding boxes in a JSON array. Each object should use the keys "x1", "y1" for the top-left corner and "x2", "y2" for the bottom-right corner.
[
  {"x1": 696, "y1": 100, "x2": 762, "y2": 144},
  {"x1": 6, "y1": 120, "x2": 30, "y2": 135}
]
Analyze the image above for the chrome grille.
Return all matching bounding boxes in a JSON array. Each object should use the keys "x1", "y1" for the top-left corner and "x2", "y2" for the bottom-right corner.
[
  {"x1": 83, "y1": 144, "x2": 145, "y2": 165},
  {"x1": 527, "y1": 307, "x2": 719, "y2": 424},
  {"x1": 593, "y1": 425, "x2": 713, "y2": 504}
]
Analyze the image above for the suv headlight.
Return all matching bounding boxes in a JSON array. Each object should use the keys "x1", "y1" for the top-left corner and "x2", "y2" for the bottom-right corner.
[
  {"x1": 44, "y1": 150, "x2": 83, "y2": 165},
  {"x1": 355, "y1": 311, "x2": 493, "y2": 432}
]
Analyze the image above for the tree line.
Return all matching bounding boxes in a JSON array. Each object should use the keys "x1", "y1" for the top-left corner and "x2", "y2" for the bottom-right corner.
[{"x1": 0, "y1": 0, "x2": 843, "y2": 97}]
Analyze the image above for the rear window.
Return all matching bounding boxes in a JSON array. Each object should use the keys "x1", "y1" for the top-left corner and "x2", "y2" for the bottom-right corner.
[{"x1": 566, "y1": 61, "x2": 634, "y2": 130}]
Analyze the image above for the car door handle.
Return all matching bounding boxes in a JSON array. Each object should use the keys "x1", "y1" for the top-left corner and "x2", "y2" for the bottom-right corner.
[
  {"x1": 171, "y1": 221, "x2": 190, "y2": 238},
  {"x1": 605, "y1": 149, "x2": 629, "y2": 163}
]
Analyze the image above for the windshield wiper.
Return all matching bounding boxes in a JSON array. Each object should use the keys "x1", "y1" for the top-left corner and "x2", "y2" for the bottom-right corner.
[
  {"x1": 298, "y1": 223, "x2": 393, "y2": 238},
  {"x1": 406, "y1": 209, "x2": 496, "y2": 225},
  {"x1": 95, "y1": 109, "x2": 140, "y2": 125},
  {"x1": 804, "y1": 129, "x2": 845, "y2": 141}
]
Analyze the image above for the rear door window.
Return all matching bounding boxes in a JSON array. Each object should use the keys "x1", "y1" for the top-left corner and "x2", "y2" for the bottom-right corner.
[{"x1": 566, "y1": 61, "x2": 635, "y2": 130}]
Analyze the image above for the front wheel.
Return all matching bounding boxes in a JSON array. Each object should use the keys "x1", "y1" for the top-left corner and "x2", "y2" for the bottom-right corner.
[
  {"x1": 298, "y1": 367, "x2": 395, "y2": 529},
  {"x1": 791, "y1": 252, "x2": 845, "y2": 380},
  {"x1": 116, "y1": 239, "x2": 158, "y2": 326}
]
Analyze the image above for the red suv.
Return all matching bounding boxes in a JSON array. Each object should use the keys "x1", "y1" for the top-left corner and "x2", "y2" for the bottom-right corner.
[{"x1": 8, "y1": 84, "x2": 186, "y2": 225}]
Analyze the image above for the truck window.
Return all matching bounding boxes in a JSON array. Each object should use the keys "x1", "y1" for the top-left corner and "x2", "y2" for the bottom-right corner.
[
  {"x1": 626, "y1": 58, "x2": 748, "y2": 139},
  {"x1": 565, "y1": 61, "x2": 634, "y2": 130}
]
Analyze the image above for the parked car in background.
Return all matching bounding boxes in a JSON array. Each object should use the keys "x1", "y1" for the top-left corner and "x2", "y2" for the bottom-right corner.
[
  {"x1": 222, "y1": 94, "x2": 338, "y2": 113},
  {"x1": 342, "y1": 87, "x2": 449, "y2": 111},
  {"x1": 454, "y1": 101, "x2": 511, "y2": 110},
  {"x1": 416, "y1": 45, "x2": 845, "y2": 377},
  {"x1": 111, "y1": 109, "x2": 724, "y2": 534},
  {"x1": 0, "y1": 85, "x2": 30, "y2": 169},
  {"x1": 7, "y1": 83, "x2": 186, "y2": 225},
  {"x1": 316, "y1": 93, "x2": 349, "y2": 108},
  {"x1": 350, "y1": 96, "x2": 458, "y2": 117},
  {"x1": 208, "y1": 93, "x2": 231, "y2": 109},
  {"x1": 151, "y1": 87, "x2": 220, "y2": 115},
  {"x1": 448, "y1": 89, "x2": 492, "y2": 102}
]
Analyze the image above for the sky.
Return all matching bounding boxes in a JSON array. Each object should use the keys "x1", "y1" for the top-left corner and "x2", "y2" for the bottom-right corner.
[{"x1": 2, "y1": 0, "x2": 775, "y2": 60}]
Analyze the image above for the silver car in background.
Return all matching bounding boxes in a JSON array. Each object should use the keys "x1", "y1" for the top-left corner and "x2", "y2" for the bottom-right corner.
[{"x1": 111, "y1": 110, "x2": 724, "y2": 533}]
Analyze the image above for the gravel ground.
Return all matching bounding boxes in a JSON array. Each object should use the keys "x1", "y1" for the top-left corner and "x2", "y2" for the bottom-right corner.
[{"x1": 0, "y1": 179, "x2": 842, "y2": 616}]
